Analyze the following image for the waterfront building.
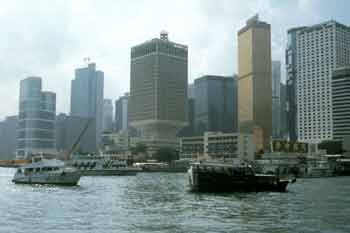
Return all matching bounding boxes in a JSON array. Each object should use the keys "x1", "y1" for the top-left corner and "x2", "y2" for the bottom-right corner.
[
  {"x1": 103, "y1": 99, "x2": 114, "y2": 132},
  {"x1": 290, "y1": 21, "x2": 350, "y2": 143},
  {"x1": 272, "y1": 61, "x2": 281, "y2": 138},
  {"x1": 17, "y1": 77, "x2": 56, "y2": 158},
  {"x1": 0, "y1": 116, "x2": 18, "y2": 160},
  {"x1": 237, "y1": 15, "x2": 272, "y2": 151},
  {"x1": 70, "y1": 63, "x2": 104, "y2": 151},
  {"x1": 55, "y1": 113, "x2": 97, "y2": 154},
  {"x1": 128, "y1": 31, "x2": 188, "y2": 151},
  {"x1": 332, "y1": 67, "x2": 350, "y2": 141},
  {"x1": 115, "y1": 93, "x2": 129, "y2": 133},
  {"x1": 194, "y1": 75, "x2": 237, "y2": 135},
  {"x1": 180, "y1": 132, "x2": 255, "y2": 161}
]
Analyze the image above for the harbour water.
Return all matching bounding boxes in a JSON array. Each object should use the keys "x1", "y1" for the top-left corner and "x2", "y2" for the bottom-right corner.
[{"x1": 1, "y1": 168, "x2": 350, "y2": 233}]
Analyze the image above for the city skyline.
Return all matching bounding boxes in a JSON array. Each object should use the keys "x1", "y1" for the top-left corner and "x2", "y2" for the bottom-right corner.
[{"x1": 0, "y1": 0, "x2": 349, "y2": 120}]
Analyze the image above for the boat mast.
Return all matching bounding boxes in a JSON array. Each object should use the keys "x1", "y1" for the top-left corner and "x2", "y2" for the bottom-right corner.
[{"x1": 64, "y1": 118, "x2": 91, "y2": 160}]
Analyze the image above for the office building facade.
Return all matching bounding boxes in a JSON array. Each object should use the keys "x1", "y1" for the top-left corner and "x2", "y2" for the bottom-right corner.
[
  {"x1": 70, "y1": 63, "x2": 104, "y2": 151},
  {"x1": 0, "y1": 116, "x2": 18, "y2": 160},
  {"x1": 103, "y1": 99, "x2": 114, "y2": 132},
  {"x1": 17, "y1": 77, "x2": 56, "y2": 158},
  {"x1": 129, "y1": 31, "x2": 188, "y2": 145},
  {"x1": 115, "y1": 93, "x2": 129, "y2": 133},
  {"x1": 272, "y1": 61, "x2": 281, "y2": 138},
  {"x1": 55, "y1": 113, "x2": 96, "y2": 154},
  {"x1": 180, "y1": 132, "x2": 255, "y2": 161},
  {"x1": 194, "y1": 75, "x2": 237, "y2": 135},
  {"x1": 332, "y1": 67, "x2": 350, "y2": 141},
  {"x1": 293, "y1": 21, "x2": 350, "y2": 143},
  {"x1": 237, "y1": 15, "x2": 272, "y2": 151},
  {"x1": 286, "y1": 27, "x2": 306, "y2": 141}
]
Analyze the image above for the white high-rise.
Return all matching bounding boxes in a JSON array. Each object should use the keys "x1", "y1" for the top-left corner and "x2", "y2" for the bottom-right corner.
[{"x1": 294, "y1": 21, "x2": 350, "y2": 143}]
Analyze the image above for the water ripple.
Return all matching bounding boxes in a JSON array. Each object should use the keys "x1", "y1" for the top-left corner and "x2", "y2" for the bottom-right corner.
[{"x1": 1, "y1": 169, "x2": 350, "y2": 233}]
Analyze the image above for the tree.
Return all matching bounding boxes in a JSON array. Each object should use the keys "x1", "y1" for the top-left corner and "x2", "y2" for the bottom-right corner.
[
  {"x1": 318, "y1": 140, "x2": 343, "y2": 155},
  {"x1": 154, "y1": 147, "x2": 179, "y2": 164},
  {"x1": 130, "y1": 143, "x2": 148, "y2": 155}
]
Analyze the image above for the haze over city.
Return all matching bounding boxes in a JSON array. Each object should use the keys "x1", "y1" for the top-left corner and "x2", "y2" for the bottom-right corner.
[{"x1": 0, "y1": 0, "x2": 349, "y2": 120}]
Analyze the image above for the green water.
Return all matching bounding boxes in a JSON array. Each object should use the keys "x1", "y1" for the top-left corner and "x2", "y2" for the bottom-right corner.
[{"x1": 0, "y1": 168, "x2": 349, "y2": 233}]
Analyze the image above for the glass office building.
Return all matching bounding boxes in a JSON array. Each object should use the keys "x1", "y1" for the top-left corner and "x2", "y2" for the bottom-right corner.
[
  {"x1": 17, "y1": 77, "x2": 56, "y2": 158},
  {"x1": 194, "y1": 75, "x2": 237, "y2": 135}
]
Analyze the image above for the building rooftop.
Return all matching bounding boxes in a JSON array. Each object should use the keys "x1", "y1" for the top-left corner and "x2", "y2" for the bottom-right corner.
[{"x1": 238, "y1": 14, "x2": 270, "y2": 35}]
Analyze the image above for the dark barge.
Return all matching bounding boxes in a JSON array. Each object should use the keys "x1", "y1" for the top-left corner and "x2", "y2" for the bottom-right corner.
[{"x1": 188, "y1": 162, "x2": 291, "y2": 192}]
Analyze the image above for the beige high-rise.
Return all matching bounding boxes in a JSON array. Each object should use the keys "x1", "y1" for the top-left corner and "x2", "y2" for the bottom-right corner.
[{"x1": 237, "y1": 15, "x2": 272, "y2": 152}]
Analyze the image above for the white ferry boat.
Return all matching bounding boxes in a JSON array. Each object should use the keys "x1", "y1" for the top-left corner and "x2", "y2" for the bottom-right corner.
[
  {"x1": 70, "y1": 155, "x2": 141, "y2": 176},
  {"x1": 12, "y1": 158, "x2": 81, "y2": 186}
]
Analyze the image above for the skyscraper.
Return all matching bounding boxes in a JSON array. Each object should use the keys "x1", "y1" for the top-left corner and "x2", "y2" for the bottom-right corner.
[
  {"x1": 178, "y1": 84, "x2": 195, "y2": 137},
  {"x1": 194, "y1": 75, "x2": 237, "y2": 135},
  {"x1": 332, "y1": 67, "x2": 350, "y2": 141},
  {"x1": 17, "y1": 77, "x2": 56, "y2": 158},
  {"x1": 70, "y1": 63, "x2": 104, "y2": 151},
  {"x1": 129, "y1": 31, "x2": 188, "y2": 147},
  {"x1": 280, "y1": 83, "x2": 288, "y2": 139},
  {"x1": 286, "y1": 27, "x2": 305, "y2": 141},
  {"x1": 103, "y1": 99, "x2": 114, "y2": 132},
  {"x1": 272, "y1": 61, "x2": 281, "y2": 138},
  {"x1": 115, "y1": 93, "x2": 129, "y2": 133},
  {"x1": 0, "y1": 116, "x2": 18, "y2": 160},
  {"x1": 237, "y1": 15, "x2": 272, "y2": 151},
  {"x1": 291, "y1": 21, "x2": 350, "y2": 143}
]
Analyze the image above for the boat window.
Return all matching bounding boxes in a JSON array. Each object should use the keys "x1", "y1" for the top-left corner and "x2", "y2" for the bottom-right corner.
[
  {"x1": 35, "y1": 168, "x2": 40, "y2": 173},
  {"x1": 17, "y1": 168, "x2": 22, "y2": 173}
]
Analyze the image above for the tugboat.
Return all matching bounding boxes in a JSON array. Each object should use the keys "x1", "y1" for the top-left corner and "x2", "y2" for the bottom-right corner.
[
  {"x1": 12, "y1": 158, "x2": 81, "y2": 185},
  {"x1": 188, "y1": 161, "x2": 291, "y2": 192}
]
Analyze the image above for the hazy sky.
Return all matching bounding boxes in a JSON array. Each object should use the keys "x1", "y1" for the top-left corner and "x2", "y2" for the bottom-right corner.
[{"x1": 0, "y1": 0, "x2": 349, "y2": 120}]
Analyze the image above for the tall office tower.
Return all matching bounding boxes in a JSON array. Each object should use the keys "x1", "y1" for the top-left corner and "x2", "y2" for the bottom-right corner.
[
  {"x1": 0, "y1": 116, "x2": 18, "y2": 160},
  {"x1": 286, "y1": 27, "x2": 305, "y2": 141},
  {"x1": 332, "y1": 67, "x2": 350, "y2": 141},
  {"x1": 272, "y1": 61, "x2": 281, "y2": 138},
  {"x1": 115, "y1": 93, "x2": 129, "y2": 133},
  {"x1": 194, "y1": 75, "x2": 236, "y2": 135},
  {"x1": 178, "y1": 84, "x2": 196, "y2": 137},
  {"x1": 238, "y1": 15, "x2": 272, "y2": 151},
  {"x1": 102, "y1": 99, "x2": 114, "y2": 132},
  {"x1": 129, "y1": 31, "x2": 188, "y2": 145},
  {"x1": 17, "y1": 77, "x2": 56, "y2": 158},
  {"x1": 290, "y1": 21, "x2": 350, "y2": 143},
  {"x1": 280, "y1": 83, "x2": 288, "y2": 139},
  {"x1": 70, "y1": 63, "x2": 104, "y2": 151}
]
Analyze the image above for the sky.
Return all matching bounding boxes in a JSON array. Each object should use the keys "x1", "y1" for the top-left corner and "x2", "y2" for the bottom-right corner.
[{"x1": 0, "y1": 0, "x2": 349, "y2": 120}]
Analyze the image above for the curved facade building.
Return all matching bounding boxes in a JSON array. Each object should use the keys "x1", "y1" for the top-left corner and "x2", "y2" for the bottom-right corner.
[{"x1": 16, "y1": 77, "x2": 56, "y2": 158}]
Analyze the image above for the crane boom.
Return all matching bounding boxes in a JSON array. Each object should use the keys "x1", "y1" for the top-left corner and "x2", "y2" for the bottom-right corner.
[{"x1": 64, "y1": 118, "x2": 91, "y2": 160}]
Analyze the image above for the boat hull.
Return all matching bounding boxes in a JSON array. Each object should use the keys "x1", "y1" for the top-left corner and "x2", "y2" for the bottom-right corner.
[
  {"x1": 189, "y1": 165, "x2": 290, "y2": 193},
  {"x1": 12, "y1": 172, "x2": 81, "y2": 186}
]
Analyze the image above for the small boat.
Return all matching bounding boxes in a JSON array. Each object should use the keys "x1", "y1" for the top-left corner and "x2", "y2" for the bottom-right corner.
[
  {"x1": 188, "y1": 161, "x2": 292, "y2": 192},
  {"x1": 12, "y1": 158, "x2": 81, "y2": 186}
]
